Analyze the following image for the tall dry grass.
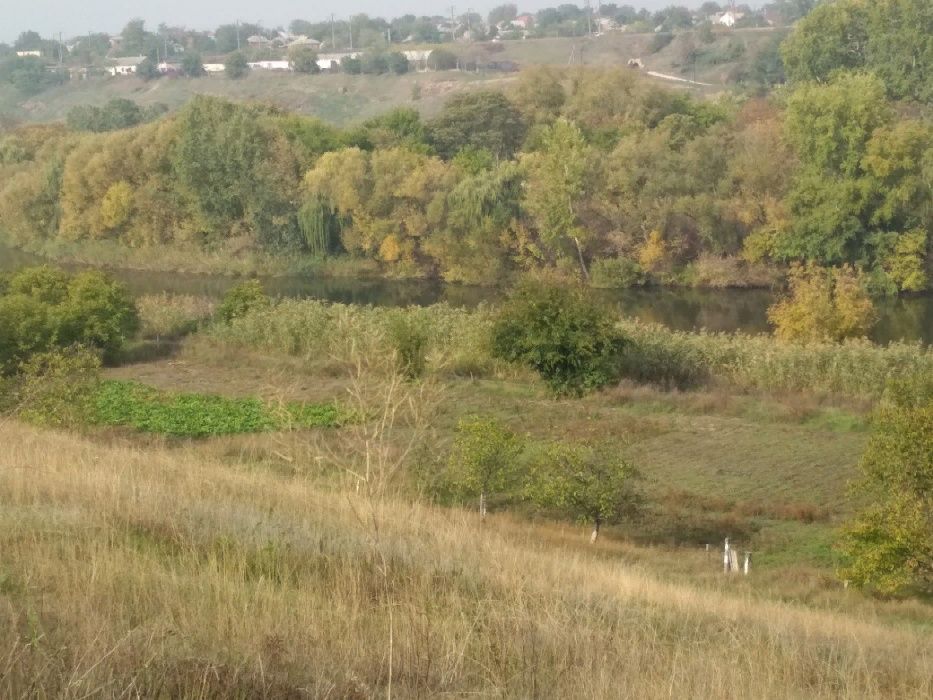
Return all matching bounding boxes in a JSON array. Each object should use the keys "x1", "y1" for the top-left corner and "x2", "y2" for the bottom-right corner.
[
  {"x1": 1, "y1": 420, "x2": 931, "y2": 698},
  {"x1": 209, "y1": 299, "x2": 933, "y2": 397}
]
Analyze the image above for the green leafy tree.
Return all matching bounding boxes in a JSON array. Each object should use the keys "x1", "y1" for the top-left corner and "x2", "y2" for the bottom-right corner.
[
  {"x1": 427, "y1": 91, "x2": 527, "y2": 160},
  {"x1": 447, "y1": 416, "x2": 523, "y2": 519},
  {"x1": 341, "y1": 56, "x2": 362, "y2": 74},
  {"x1": 180, "y1": 52, "x2": 205, "y2": 77},
  {"x1": 224, "y1": 51, "x2": 249, "y2": 79},
  {"x1": 838, "y1": 380, "x2": 933, "y2": 595},
  {"x1": 136, "y1": 58, "x2": 160, "y2": 81},
  {"x1": 527, "y1": 441, "x2": 640, "y2": 542},
  {"x1": 865, "y1": 0, "x2": 933, "y2": 103},
  {"x1": 491, "y1": 280, "x2": 626, "y2": 396},
  {"x1": 521, "y1": 118, "x2": 596, "y2": 279},
  {"x1": 488, "y1": 4, "x2": 518, "y2": 26},
  {"x1": 217, "y1": 280, "x2": 270, "y2": 323},
  {"x1": 289, "y1": 45, "x2": 320, "y2": 74},
  {"x1": 781, "y1": 0, "x2": 869, "y2": 84}
]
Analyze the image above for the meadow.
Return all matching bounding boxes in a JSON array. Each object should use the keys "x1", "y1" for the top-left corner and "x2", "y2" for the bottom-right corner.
[
  {"x1": 2, "y1": 290, "x2": 932, "y2": 697},
  {"x1": 2, "y1": 420, "x2": 931, "y2": 698}
]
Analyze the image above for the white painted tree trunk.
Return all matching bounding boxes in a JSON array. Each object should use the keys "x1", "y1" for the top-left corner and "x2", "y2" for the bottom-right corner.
[
  {"x1": 590, "y1": 517, "x2": 601, "y2": 543},
  {"x1": 480, "y1": 491, "x2": 487, "y2": 521}
]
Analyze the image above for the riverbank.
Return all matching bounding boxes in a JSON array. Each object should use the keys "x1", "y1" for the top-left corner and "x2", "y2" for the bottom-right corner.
[{"x1": 4, "y1": 241, "x2": 932, "y2": 344}]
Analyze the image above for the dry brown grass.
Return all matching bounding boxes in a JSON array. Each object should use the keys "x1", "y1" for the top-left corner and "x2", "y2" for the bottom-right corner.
[{"x1": 1, "y1": 420, "x2": 931, "y2": 698}]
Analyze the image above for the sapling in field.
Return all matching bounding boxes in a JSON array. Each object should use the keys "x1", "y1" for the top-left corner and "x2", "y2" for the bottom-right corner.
[
  {"x1": 447, "y1": 415, "x2": 523, "y2": 520},
  {"x1": 527, "y1": 441, "x2": 640, "y2": 543}
]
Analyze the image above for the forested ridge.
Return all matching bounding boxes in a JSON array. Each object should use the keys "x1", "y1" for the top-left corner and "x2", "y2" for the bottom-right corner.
[{"x1": 0, "y1": 0, "x2": 930, "y2": 291}]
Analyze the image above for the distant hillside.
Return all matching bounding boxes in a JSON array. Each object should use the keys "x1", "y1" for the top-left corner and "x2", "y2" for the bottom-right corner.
[{"x1": 0, "y1": 28, "x2": 786, "y2": 127}]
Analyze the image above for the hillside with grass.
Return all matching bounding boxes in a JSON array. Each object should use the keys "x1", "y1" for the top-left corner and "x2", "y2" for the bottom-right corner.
[{"x1": 0, "y1": 28, "x2": 784, "y2": 127}]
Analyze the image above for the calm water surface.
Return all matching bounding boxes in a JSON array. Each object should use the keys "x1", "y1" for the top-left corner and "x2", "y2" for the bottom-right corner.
[{"x1": 2, "y1": 246, "x2": 930, "y2": 344}]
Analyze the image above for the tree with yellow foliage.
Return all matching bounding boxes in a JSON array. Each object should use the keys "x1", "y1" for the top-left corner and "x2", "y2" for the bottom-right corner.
[{"x1": 767, "y1": 264, "x2": 877, "y2": 342}]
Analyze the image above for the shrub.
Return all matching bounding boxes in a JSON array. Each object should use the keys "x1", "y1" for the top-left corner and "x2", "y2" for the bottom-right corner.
[
  {"x1": 589, "y1": 257, "x2": 647, "y2": 289},
  {"x1": 837, "y1": 379, "x2": 933, "y2": 595},
  {"x1": 217, "y1": 280, "x2": 270, "y2": 323},
  {"x1": 55, "y1": 271, "x2": 140, "y2": 361},
  {"x1": 387, "y1": 312, "x2": 429, "y2": 379},
  {"x1": 0, "y1": 293, "x2": 56, "y2": 374},
  {"x1": 9, "y1": 346, "x2": 101, "y2": 427},
  {"x1": 768, "y1": 264, "x2": 877, "y2": 342},
  {"x1": 491, "y1": 281, "x2": 627, "y2": 395}
]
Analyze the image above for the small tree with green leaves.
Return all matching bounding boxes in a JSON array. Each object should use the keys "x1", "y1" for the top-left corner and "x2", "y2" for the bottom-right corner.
[
  {"x1": 838, "y1": 380, "x2": 933, "y2": 595},
  {"x1": 491, "y1": 280, "x2": 626, "y2": 396},
  {"x1": 526, "y1": 441, "x2": 640, "y2": 543},
  {"x1": 217, "y1": 280, "x2": 270, "y2": 323},
  {"x1": 224, "y1": 51, "x2": 249, "y2": 79},
  {"x1": 447, "y1": 416, "x2": 523, "y2": 520}
]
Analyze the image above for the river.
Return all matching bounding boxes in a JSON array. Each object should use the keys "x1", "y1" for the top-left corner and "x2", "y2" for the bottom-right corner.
[{"x1": 2, "y1": 246, "x2": 931, "y2": 345}]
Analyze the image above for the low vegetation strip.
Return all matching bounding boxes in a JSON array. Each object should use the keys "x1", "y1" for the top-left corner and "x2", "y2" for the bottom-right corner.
[
  {"x1": 211, "y1": 299, "x2": 933, "y2": 398},
  {"x1": 91, "y1": 380, "x2": 340, "y2": 437}
]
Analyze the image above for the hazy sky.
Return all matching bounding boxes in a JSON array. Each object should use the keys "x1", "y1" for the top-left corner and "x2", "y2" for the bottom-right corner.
[{"x1": 2, "y1": 1, "x2": 725, "y2": 43}]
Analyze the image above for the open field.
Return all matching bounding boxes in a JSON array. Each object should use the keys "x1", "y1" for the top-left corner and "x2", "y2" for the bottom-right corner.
[
  {"x1": 3, "y1": 283, "x2": 931, "y2": 696},
  {"x1": 2, "y1": 417, "x2": 932, "y2": 698},
  {"x1": 0, "y1": 28, "x2": 783, "y2": 126}
]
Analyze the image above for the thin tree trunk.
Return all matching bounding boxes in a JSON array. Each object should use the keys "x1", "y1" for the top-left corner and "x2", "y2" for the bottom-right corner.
[
  {"x1": 590, "y1": 516, "x2": 601, "y2": 543},
  {"x1": 572, "y1": 236, "x2": 590, "y2": 282},
  {"x1": 480, "y1": 491, "x2": 487, "y2": 521}
]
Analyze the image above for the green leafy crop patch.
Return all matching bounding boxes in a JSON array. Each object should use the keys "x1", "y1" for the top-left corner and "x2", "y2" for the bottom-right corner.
[{"x1": 91, "y1": 380, "x2": 341, "y2": 437}]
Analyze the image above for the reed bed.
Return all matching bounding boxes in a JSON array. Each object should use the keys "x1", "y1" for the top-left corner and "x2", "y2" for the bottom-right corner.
[{"x1": 210, "y1": 300, "x2": 933, "y2": 397}]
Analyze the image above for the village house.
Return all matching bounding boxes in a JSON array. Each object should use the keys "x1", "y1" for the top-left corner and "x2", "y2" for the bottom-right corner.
[
  {"x1": 714, "y1": 11, "x2": 745, "y2": 27},
  {"x1": 15, "y1": 50, "x2": 42, "y2": 57},
  {"x1": 106, "y1": 56, "x2": 145, "y2": 76}
]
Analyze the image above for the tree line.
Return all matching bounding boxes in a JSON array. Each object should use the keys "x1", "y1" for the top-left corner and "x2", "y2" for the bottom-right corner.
[{"x1": 0, "y1": 1, "x2": 930, "y2": 292}]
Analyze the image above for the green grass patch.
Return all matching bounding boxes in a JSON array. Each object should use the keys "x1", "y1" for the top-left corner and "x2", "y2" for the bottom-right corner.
[{"x1": 91, "y1": 380, "x2": 340, "y2": 437}]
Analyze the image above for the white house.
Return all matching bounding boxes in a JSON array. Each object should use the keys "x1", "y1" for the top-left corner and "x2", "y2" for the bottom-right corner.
[
  {"x1": 106, "y1": 56, "x2": 145, "y2": 76},
  {"x1": 715, "y1": 11, "x2": 745, "y2": 27},
  {"x1": 316, "y1": 51, "x2": 360, "y2": 71},
  {"x1": 15, "y1": 50, "x2": 42, "y2": 57},
  {"x1": 203, "y1": 63, "x2": 226, "y2": 73},
  {"x1": 402, "y1": 50, "x2": 433, "y2": 62},
  {"x1": 247, "y1": 60, "x2": 292, "y2": 71}
]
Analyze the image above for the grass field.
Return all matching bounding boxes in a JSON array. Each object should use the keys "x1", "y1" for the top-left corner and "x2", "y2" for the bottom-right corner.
[
  {"x1": 1, "y1": 416, "x2": 930, "y2": 698},
  {"x1": 1, "y1": 28, "x2": 784, "y2": 126},
  {"x1": 4, "y1": 287, "x2": 930, "y2": 696}
]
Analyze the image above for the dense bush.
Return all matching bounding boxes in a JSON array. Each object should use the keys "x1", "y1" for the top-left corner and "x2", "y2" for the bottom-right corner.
[
  {"x1": 217, "y1": 280, "x2": 270, "y2": 323},
  {"x1": 3, "y1": 346, "x2": 101, "y2": 427},
  {"x1": 490, "y1": 281, "x2": 627, "y2": 395},
  {"x1": 0, "y1": 266, "x2": 138, "y2": 372}
]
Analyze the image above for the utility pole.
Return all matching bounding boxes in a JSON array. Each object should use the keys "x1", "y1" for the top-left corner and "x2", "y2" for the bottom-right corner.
[
  {"x1": 449, "y1": 6, "x2": 456, "y2": 43},
  {"x1": 330, "y1": 15, "x2": 336, "y2": 49},
  {"x1": 236, "y1": 20, "x2": 240, "y2": 50},
  {"x1": 348, "y1": 17, "x2": 353, "y2": 50}
]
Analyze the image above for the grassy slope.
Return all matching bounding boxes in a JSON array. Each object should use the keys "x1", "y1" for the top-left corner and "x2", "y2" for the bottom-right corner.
[
  {"x1": 106, "y1": 337, "x2": 867, "y2": 561},
  {"x1": 1, "y1": 418, "x2": 930, "y2": 697},
  {"x1": 0, "y1": 28, "x2": 783, "y2": 126}
]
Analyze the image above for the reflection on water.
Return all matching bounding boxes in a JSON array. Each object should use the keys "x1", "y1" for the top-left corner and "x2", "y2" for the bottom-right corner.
[{"x1": 1, "y1": 246, "x2": 930, "y2": 345}]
